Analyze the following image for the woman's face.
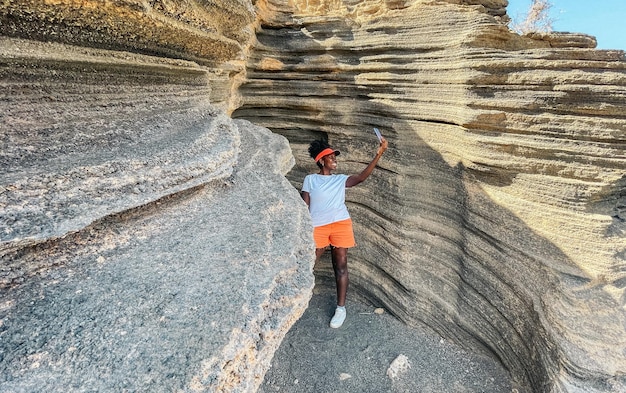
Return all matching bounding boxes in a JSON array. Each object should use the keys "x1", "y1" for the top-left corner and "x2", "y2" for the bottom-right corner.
[{"x1": 321, "y1": 153, "x2": 337, "y2": 170}]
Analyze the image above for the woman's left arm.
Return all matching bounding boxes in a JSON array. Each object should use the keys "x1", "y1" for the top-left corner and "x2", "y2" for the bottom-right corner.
[
  {"x1": 346, "y1": 138, "x2": 388, "y2": 188},
  {"x1": 301, "y1": 191, "x2": 310, "y2": 208}
]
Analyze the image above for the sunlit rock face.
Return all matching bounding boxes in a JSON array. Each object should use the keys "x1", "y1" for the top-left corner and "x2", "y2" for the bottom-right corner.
[
  {"x1": 1, "y1": 0, "x2": 625, "y2": 392},
  {"x1": 234, "y1": 0, "x2": 626, "y2": 391},
  {"x1": 1, "y1": 2, "x2": 314, "y2": 392},
  {"x1": 0, "y1": 0, "x2": 255, "y2": 65}
]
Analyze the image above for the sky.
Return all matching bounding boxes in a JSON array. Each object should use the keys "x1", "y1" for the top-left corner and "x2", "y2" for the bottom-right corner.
[{"x1": 506, "y1": 0, "x2": 626, "y2": 50}]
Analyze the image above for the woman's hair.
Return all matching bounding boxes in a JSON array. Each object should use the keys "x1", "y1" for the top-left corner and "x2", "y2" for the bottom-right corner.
[
  {"x1": 308, "y1": 140, "x2": 332, "y2": 168},
  {"x1": 308, "y1": 140, "x2": 331, "y2": 159}
]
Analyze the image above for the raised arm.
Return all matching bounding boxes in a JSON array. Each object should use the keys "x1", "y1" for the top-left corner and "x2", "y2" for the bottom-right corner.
[{"x1": 345, "y1": 137, "x2": 388, "y2": 188}]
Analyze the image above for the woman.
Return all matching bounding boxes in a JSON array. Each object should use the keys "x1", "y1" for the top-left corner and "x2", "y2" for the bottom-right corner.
[{"x1": 301, "y1": 137, "x2": 388, "y2": 328}]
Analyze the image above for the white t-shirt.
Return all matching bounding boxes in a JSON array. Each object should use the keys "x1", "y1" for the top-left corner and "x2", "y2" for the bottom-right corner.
[{"x1": 302, "y1": 173, "x2": 350, "y2": 227}]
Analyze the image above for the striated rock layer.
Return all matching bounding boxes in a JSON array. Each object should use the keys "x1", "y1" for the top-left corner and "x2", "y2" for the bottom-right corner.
[
  {"x1": 234, "y1": 0, "x2": 626, "y2": 392},
  {"x1": 1, "y1": 3, "x2": 318, "y2": 391},
  {"x1": 0, "y1": 116, "x2": 314, "y2": 392},
  {"x1": 1, "y1": 24, "x2": 313, "y2": 393},
  {"x1": 1, "y1": 0, "x2": 625, "y2": 392}
]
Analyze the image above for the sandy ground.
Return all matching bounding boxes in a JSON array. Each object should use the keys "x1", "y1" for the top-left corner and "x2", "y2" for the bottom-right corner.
[{"x1": 259, "y1": 274, "x2": 526, "y2": 393}]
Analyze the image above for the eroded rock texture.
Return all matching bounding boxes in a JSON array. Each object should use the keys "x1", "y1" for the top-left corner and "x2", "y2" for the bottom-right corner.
[
  {"x1": 0, "y1": 2, "x2": 314, "y2": 391},
  {"x1": 1, "y1": 0, "x2": 625, "y2": 392},
  {"x1": 234, "y1": 0, "x2": 626, "y2": 392}
]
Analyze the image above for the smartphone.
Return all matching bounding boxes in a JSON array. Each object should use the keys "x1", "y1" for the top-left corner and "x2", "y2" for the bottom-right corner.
[{"x1": 373, "y1": 127, "x2": 383, "y2": 142}]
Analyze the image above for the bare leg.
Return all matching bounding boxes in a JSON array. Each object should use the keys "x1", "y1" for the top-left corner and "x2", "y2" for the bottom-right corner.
[{"x1": 331, "y1": 247, "x2": 348, "y2": 306}]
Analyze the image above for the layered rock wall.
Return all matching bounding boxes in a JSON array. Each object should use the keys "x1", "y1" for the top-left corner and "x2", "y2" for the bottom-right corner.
[
  {"x1": 1, "y1": 0, "x2": 625, "y2": 392},
  {"x1": 234, "y1": 0, "x2": 626, "y2": 391},
  {"x1": 1, "y1": 2, "x2": 314, "y2": 392}
]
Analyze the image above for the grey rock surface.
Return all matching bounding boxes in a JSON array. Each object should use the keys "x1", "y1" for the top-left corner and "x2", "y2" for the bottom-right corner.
[
  {"x1": 0, "y1": 37, "x2": 237, "y2": 255},
  {"x1": 259, "y1": 273, "x2": 522, "y2": 393},
  {"x1": 1, "y1": 85, "x2": 315, "y2": 391}
]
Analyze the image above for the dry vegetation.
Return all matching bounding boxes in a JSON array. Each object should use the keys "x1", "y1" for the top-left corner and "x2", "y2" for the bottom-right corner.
[{"x1": 510, "y1": 0, "x2": 554, "y2": 34}]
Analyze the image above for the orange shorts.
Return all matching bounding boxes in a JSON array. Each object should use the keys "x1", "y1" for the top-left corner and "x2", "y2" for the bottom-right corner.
[{"x1": 313, "y1": 219, "x2": 356, "y2": 249}]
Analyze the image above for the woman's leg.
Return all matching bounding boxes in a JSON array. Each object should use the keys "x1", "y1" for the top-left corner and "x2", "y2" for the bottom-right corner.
[{"x1": 331, "y1": 247, "x2": 348, "y2": 306}]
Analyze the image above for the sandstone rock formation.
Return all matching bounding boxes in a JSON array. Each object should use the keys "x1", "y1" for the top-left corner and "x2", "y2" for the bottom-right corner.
[
  {"x1": 0, "y1": 117, "x2": 314, "y2": 392},
  {"x1": 1, "y1": 0, "x2": 625, "y2": 392},
  {"x1": 0, "y1": 15, "x2": 314, "y2": 392},
  {"x1": 234, "y1": 0, "x2": 626, "y2": 392}
]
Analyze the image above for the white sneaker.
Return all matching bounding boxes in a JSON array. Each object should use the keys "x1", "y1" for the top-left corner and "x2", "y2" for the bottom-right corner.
[{"x1": 330, "y1": 306, "x2": 346, "y2": 328}]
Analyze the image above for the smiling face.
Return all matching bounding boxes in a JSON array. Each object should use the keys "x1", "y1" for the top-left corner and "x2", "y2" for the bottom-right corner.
[{"x1": 319, "y1": 153, "x2": 338, "y2": 171}]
